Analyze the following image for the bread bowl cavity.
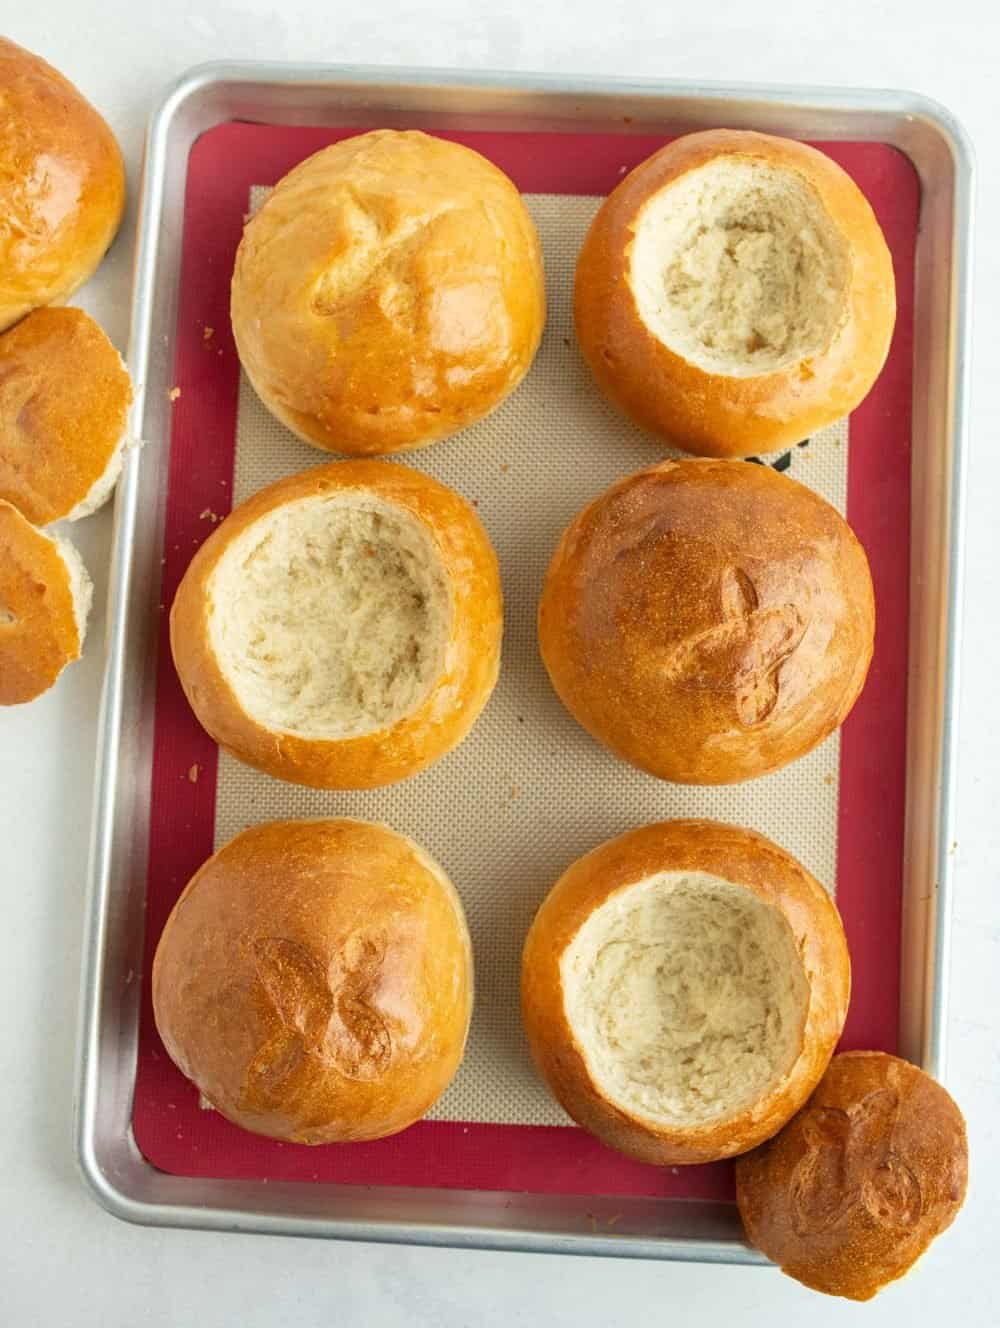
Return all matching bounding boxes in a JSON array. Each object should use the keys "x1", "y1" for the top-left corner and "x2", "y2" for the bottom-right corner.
[
  {"x1": 628, "y1": 158, "x2": 851, "y2": 377},
  {"x1": 562, "y1": 870, "x2": 809, "y2": 1125},
  {"x1": 206, "y1": 490, "x2": 451, "y2": 740}
]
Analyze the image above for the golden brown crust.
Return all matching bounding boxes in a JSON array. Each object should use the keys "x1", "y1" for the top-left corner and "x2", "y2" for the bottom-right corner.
[
  {"x1": 0, "y1": 499, "x2": 82, "y2": 703},
  {"x1": 521, "y1": 820, "x2": 850, "y2": 1165},
  {"x1": 152, "y1": 819, "x2": 473, "y2": 1143},
  {"x1": 231, "y1": 129, "x2": 545, "y2": 455},
  {"x1": 574, "y1": 129, "x2": 895, "y2": 457},
  {"x1": 538, "y1": 459, "x2": 874, "y2": 783},
  {"x1": 735, "y1": 1051, "x2": 968, "y2": 1300},
  {"x1": 170, "y1": 459, "x2": 503, "y2": 788},
  {"x1": 0, "y1": 307, "x2": 131, "y2": 524},
  {"x1": 0, "y1": 39, "x2": 125, "y2": 332}
]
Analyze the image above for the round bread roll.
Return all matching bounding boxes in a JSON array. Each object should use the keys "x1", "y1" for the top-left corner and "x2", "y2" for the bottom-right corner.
[
  {"x1": 153, "y1": 819, "x2": 473, "y2": 1144},
  {"x1": 170, "y1": 459, "x2": 502, "y2": 788},
  {"x1": 575, "y1": 129, "x2": 895, "y2": 457},
  {"x1": 735, "y1": 1052, "x2": 968, "y2": 1300},
  {"x1": 0, "y1": 38, "x2": 125, "y2": 333},
  {"x1": 539, "y1": 458, "x2": 874, "y2": 784},
  {"x1": 521, "y1": 820, "x2": 850, "y2": 1166},
  {"x1": 0, "y1": 308, "x2": 132, "y2": 524},
  {"x1": 230, "y1": 129, "x2": 545, "y2": 455},
  {"x1": 0, "y1": 498, "x2": 92, "y2": 704}
]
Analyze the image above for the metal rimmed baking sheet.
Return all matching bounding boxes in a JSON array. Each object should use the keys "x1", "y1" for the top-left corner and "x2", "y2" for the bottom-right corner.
[{"x1": 74, "y1": 62, "x2": 972, "y2": 1261}]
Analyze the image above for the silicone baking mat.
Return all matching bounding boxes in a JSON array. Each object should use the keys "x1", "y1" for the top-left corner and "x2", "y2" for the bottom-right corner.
[{"x1": 133, "y1": 122, "x2": 918, "y2": 1200}]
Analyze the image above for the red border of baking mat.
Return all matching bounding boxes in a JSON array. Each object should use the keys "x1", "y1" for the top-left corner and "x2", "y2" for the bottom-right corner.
[{"x1": 132, "y1": 123, "x2": 918, "y2": 1199}]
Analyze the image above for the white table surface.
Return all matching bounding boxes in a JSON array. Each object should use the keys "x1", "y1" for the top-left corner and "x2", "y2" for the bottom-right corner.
[{"x1": 3, "y1": 4, "x2": 997, "y2": 1324}]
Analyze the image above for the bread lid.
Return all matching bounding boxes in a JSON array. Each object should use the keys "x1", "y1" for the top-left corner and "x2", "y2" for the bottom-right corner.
[
  {"x1": 0, "y1": 307, "x2": 132, "y2": 524},
  {"x1": 736, "y1": 1051, "x2": 968, "y2": 1299},
  {"x1": 0, "y1": 499, "x2": 92, "y2": 704}
]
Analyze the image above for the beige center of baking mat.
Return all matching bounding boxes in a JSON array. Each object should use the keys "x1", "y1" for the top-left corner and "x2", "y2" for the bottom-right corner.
[{"x1": 216, "y1": 190, "x2": 849, "y2": 1127}]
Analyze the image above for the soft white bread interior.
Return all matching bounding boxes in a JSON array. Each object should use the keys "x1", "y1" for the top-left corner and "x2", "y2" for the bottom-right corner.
[
  {"x1": 562, "y1": 869, "x2": 809, "y2": 1126},
  {"x1": 521, "y1": 820, "x2": 851, "y2": 1166},
  {"x1": 208, "y1": 490, "x2": 451, "y2": 740},
  {"x1": 574, "y1": 129, "x2": 896, "y2": 457},
  {"x1": 629, "y1": 158, "x2": 850, "y2": 377},
  {"x1": 53, "y1": 529, "x2": 94, "y2": 645},
  {"x1": 170, "y1": 460, "x2": 502, "y2": 789}
]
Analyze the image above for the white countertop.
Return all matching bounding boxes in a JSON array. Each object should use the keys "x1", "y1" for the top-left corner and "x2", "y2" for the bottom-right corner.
[{"x1": 3, "y1": 4, "x2": 997, "y2": 1324}]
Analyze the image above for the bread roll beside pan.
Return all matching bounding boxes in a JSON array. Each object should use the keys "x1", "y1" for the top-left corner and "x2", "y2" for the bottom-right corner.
[
  {"x1": 0, "y1": 499, "x2": 92, "y2": 705},
  {"x1": 539, "y1": 458, "x2": 874, "y2": 784},
  {"x1": 521, "y1": 820, "x2": 850, "y2": 1165},
  {"x1": 170, "y1": 459, "x2": 502, "y2": 788},
  {"x1": 575, "y1": 129, "x2": 895, "y2": 457},
  {"x1": 736, "y1": 1052, "x2": 968, "y2": 1300},
  {"x1": 0, "y1": 38, "x2": 125, "y2": 333},
  {"x1": 153, "y1": 819, "x2": 473, "y2": 1144},
  {"x1": 231, "y1": 129, "x2": 546, "y2": 455},
  {"x1": 0, "y1": 308, "x2": 133, "y2": 524}
]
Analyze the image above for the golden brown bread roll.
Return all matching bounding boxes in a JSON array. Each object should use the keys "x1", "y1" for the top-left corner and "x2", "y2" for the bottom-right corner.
[
  {"x1": 0, "y1": 498, "x2": 92, "y2": 704},
  {"x1": 521, "y1": 820, "x2": 850, "y2": 1165},
  {"x1": 735, "y1": 1052, "x2": 968, "y2": 1300},
  {"x1": 170, "y1": 459, "x2": 502, "y2": 788},
  {"x1": 538, "y1": 458, "x2": 874, "y2": 783},
  {"x1": 575, "y1": 129, "x2": 895, "y2": 457},
  {"x1": 231, "y1": 129, "x2": 546, "y2": 455},
  {"x1": 0, "y1": 307, "x2": 132, "y2": 524},
  {"x1": 152, "y1": 819, "x2": 473, "y2": 1143},
  {"x1": 0, "y1": 39, "x2": 125, "y2": 333}
]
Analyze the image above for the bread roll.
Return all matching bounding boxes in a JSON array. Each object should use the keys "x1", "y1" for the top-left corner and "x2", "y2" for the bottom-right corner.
[
  {"x1": 521, "y1": 820, "x2": 849, "y2": 1165},
  {"x1": 575, "y1": 129, "x2": 895, "y2": 457},
  {"x1": 735, "y1": 1052, "x2": 968, "y2": 1299},
  {"x1": 170, "y1": 459, "x2": 502, "y2": 788},
  {"x1": 0, "y1": 499, "x2": 92, "y2": 704},
  {"x1": 153, "y1": 819, "x2": 473, "y2": 1143},
  {"x1": 0, "y1": 308, "x2": 132, "y2": 524},
  {"x1": 538, "y1": 458, "x2": 874, "y2": 783},
  {"x1": 0, "y1": 39, "x2": 125, "y2": 333},
  {"x1": 231, "y1": 129, "x2": 546, "y2": 455}
]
